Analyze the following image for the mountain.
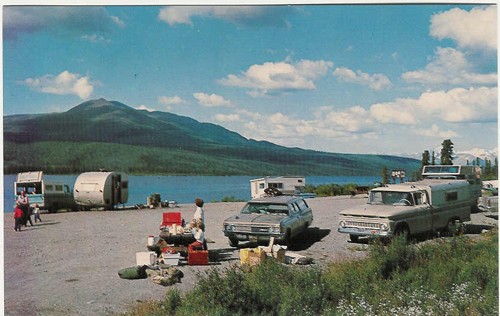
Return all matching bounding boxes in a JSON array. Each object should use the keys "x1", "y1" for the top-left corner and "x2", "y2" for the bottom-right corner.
[{"x1": 4, "y1": 98, "x2": 420, "y2": 176}]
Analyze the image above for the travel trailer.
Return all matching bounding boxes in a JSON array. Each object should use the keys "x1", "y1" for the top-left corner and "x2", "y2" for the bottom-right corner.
[
  {"x1": 338, "y1": 166, "x2": 481, "y2": 242},
  {"x1": 73, "y1": 171, "x2": 128, "y2": 210},
  {"x1": 250, "y1": 176, "x2": 306, "y2": 199},
  {"x1": 14, "y1": 171, "x2": 77, "y2": 213}
]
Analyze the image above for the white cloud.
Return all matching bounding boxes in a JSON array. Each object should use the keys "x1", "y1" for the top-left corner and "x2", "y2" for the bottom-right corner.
[
  {"x1": 81, "y1": 34, "x2": 111, "y2": 44},
  {"x1": 332, "y1": 67, "x2": 392, "y2": 90},
  {"x1": 414, "y1": 124, "x2": 458, "y2": 138},
  {"x1": 402, "y1": 47, "x2": 497, "y2": 85},
  {"x1": 193, "y1": 92, "x2": 232, "y2": 107},
  {"x1": 22, "y1": 70, "x2": 94, "y2": 99},
  {"x1": 214, "y1": 113, "x2": 240, "y2": 122},
  {"x1": 430, "y1": 6, "x2": 497, "y2": 51},
  {"x1": 3, "y1": 7, "x2": 124, "y2": 40},
  {"x1": 136, "y1": 105, "x2": 154, "y2": 112},
  {"x1": 219, "y1": 59, "x2": 333, "y2": 97},
  {"x1": 370, "y1": 86, "x2": 497, "y2": 124},
  {"x1": 158, "y1": 6, "x2": 293, "y2": 27},
  {"x1": 158, "y1": 95, "x2": 188, "y2": 106}
]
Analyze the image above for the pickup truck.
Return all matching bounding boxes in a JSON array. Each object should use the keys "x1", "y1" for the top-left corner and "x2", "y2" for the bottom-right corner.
[{"x1": 338, "y1": 179, "x2": 476, "y2": 242}]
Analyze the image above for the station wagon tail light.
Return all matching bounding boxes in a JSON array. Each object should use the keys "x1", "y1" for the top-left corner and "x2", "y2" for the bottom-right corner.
[
  {"x1": 380, "y1": 223, "x2": 388, "y2": 231},
  {"x1": 339, "y1": 221, "x2": 346, "y2": 228},
  {"x1": 269, "y1": 225, "x2": 280, "y2": 234}
]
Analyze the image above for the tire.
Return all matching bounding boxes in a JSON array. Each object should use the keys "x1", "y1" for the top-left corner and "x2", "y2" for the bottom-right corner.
[
  {"x1": 349, "y1": 234, "x2": 359, "y2": 242},
  {"x1": 228, "y1": 238, "x2": 239, "y2": 248},
  {"x1": 394, "y1": 225, "x2": 410, "y2": 240},
  {"x1": 284, "y1": 229, "x2": 293, "y2": 248},
  {"x1": 445, "y1": 219, "x2": 463, "y2": 237}
]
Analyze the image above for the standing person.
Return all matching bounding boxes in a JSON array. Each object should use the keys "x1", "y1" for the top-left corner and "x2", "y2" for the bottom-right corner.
[
  {"x1": 192, "y1": 198, "x2": 207, "y2": 249},
  {"x1": 33, "y1": 203, "x2": 42, "y2": 223},
  {"x1": 13, "y1": 206, "x2": 23, "y2": 232},
  {"x1": 193, "y1": 198, "x2": 205, "y2": 225},
  {"x1": 16, "y1": 190, "x2": 32, "y2": 226}
]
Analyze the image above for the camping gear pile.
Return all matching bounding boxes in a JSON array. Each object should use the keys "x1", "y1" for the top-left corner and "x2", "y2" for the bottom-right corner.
[{"x1": 118, "y1": 212, "x2": 209, "y2": 286}]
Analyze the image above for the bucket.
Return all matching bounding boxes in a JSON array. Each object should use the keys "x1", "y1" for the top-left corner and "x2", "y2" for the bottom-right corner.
[{"x1": 147, "y1": 235, "x2": 155, "y2": 246}]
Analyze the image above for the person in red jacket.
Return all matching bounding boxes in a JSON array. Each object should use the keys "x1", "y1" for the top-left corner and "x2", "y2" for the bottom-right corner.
[{"x1": 14, "y1": 206, "x2": 23, "y2": 232}]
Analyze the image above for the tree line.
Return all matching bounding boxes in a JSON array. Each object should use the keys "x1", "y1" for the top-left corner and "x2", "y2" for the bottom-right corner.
[{"x1": 380, "y1": 139, "x2": 498, "y2": 184}]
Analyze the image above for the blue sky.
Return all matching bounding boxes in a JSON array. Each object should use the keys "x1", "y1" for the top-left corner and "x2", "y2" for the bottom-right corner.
[{"x1": 2, "y1": 4, "x2": 498, "y2": 156}]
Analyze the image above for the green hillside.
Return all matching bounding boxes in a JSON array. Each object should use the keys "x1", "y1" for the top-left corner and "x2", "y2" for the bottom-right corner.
[{"x1": 4, "y1": 99, "x2": 420, "y2": 176}]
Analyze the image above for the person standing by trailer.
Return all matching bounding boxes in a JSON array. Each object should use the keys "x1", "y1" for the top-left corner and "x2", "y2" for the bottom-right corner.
[
  {"x1": 33, "y1": 204, "x2": 42, "y2": 223},
  {"x1": 16, "y1": 190, "x2": 32, "y2": 226},
  {"x1": 13, "y1": 206, "x2": 23, "y2": 232}
]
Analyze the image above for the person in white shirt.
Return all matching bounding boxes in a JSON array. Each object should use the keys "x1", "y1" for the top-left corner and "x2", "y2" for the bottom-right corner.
[{"x1": 192, "y1": 198, "x2": 205, "y2": 224}]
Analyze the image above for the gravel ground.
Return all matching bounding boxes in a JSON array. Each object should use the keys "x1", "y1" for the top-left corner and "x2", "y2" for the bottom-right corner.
[{"x1": 3, "y1": 196, "x2": 497, "y2": 315}]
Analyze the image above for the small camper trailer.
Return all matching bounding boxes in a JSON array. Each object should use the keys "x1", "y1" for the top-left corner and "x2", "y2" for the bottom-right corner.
[
  {"x1": 74, "y1": 171, "x2": 128, "y2": 210},
  {"x1": 250, "y1": 176, "x2": 306, "y2": 199},
  {"x1": 14, "y1": 171, "x2": 77, "y2": 213}
]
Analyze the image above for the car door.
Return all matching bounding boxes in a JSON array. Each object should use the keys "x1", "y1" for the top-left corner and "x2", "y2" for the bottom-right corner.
[{"x1": 287, "y1": 202, "x2": 301, "y2": 237}]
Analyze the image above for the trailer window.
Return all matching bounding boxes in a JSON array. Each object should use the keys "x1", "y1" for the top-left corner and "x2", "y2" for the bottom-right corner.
[
  {"x1": 259, "y1": 183, "x2": 265, "y2": 189},
  {"x1": 45, "y1": 185, "x2": 54, "y2": 191},
  {"x1": 445, "y1": 191, "x2": 458, "y2": 201},
  {"x1": 55, "y1": 185, "x2": 63, "y2": 191}
]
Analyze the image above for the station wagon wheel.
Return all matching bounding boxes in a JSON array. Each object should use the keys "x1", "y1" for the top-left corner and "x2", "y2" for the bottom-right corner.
[
  {"x1": 349, "y1": 234, "x2": 359, "y2": 242},
  {"x1": 228, "y1": 238, "x2": 239, "y2": 248}
]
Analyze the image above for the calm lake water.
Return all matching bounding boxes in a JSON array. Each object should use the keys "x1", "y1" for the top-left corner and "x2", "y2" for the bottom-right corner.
[{"x1": 3, "y1": 174, "x2": 380, "y2": 212}]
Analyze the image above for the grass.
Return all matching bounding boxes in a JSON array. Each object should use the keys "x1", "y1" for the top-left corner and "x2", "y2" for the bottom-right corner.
[{"x1": 125, "y1": 231, "x2": 498, "y2": 316}]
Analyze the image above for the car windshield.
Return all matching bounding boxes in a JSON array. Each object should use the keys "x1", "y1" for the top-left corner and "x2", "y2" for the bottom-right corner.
[
  {"x1": 241, "y1": 203, "x2": 289, "y2": 215},
  {"x1": 368, "y1": 191, "x2": 414, "y2": 206}
]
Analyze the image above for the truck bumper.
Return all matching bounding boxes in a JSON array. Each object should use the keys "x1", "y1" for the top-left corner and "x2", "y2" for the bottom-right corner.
[{"x1": 338, "y1": 227, "x2": 393, "y2": 238}]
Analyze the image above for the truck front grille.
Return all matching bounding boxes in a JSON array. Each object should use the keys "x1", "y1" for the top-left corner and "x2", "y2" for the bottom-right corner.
[{"x1": 346, "y1": 221, "x2": 380, "y2": 229}]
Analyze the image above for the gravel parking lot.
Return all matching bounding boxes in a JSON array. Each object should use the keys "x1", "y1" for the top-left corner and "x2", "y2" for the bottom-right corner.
[{"x1": 3, "y1": 195, "x2": 497, "y2": 315}]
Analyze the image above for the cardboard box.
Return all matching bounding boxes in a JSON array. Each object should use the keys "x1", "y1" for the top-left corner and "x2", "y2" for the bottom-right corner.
[
  {"x1": 240, "y1": 248, "x2": 266, "y2": 266},
  {"x1": 136, "y1": 252, "x2": 157, "y2": 266}
]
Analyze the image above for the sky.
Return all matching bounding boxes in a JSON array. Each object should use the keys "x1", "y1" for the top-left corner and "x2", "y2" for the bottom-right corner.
[{"x1": 2, "y1": 3, "x2": 498, "y2": 156}]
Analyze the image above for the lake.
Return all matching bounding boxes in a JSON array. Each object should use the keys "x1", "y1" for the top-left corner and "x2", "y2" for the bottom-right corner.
[{"x1": 3, "y1": 174, "x2": 380, "y2": 212}]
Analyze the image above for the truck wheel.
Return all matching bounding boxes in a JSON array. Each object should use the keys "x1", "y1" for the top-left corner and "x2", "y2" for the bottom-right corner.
[
  {"x1": 284, "y1": 228, "x2": 293, "y2": 248},
  {"x1": 445, "y1": 219, "x2": 463, "y2": 237},
  {"x1": 228, "y1": 238, "x2": 239, "y2": 248},
  {"x1": 349, "y1": 234, "x2": 359, "y2": 242},
  {"x1": 394, "y1": 225, "x2": 410, "y2": 240}
]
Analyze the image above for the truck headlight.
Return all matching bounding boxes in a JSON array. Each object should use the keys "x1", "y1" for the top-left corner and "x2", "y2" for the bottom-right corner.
[
  {"x1": 269, "y1": 225, "x2": 280, "y2": 234},
  {"x1": 380, "y1": 223, "x2": 388, "y2": 231},
  {"x1": 339, "y1": 221, "x2": 346, "y2": 228}
]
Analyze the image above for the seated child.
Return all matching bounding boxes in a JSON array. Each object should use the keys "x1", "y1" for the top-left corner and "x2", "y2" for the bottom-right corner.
[{"x1": 189, "y1": 219, "x2": 206, "y2": 250}]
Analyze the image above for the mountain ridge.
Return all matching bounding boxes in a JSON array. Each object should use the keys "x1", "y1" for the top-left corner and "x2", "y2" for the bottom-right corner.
[{"x1": 4, "y1": 98, "x2": 420, "y2": 176}]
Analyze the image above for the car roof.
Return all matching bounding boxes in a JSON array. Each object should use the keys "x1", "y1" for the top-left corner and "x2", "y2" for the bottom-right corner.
[{"x1": 248, "y1": 195, "x2": 303, "y2": 204}]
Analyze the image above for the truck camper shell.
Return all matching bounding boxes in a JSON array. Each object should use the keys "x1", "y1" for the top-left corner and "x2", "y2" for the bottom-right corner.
[
  {"x1": 14, "y1": 171, "x2": 77, "y2": 213},
  {"x1": 74, "y1": 171, "x2": 128, "y2": 210}
]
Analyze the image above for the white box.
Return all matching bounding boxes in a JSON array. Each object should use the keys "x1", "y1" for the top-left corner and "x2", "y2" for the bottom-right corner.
[
  {"x1": 136, "y1": 252, "x2": 157, "y2": 266},
  {"x1": 162, "y1": 252, "x2": 181, "y2": 266}
]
